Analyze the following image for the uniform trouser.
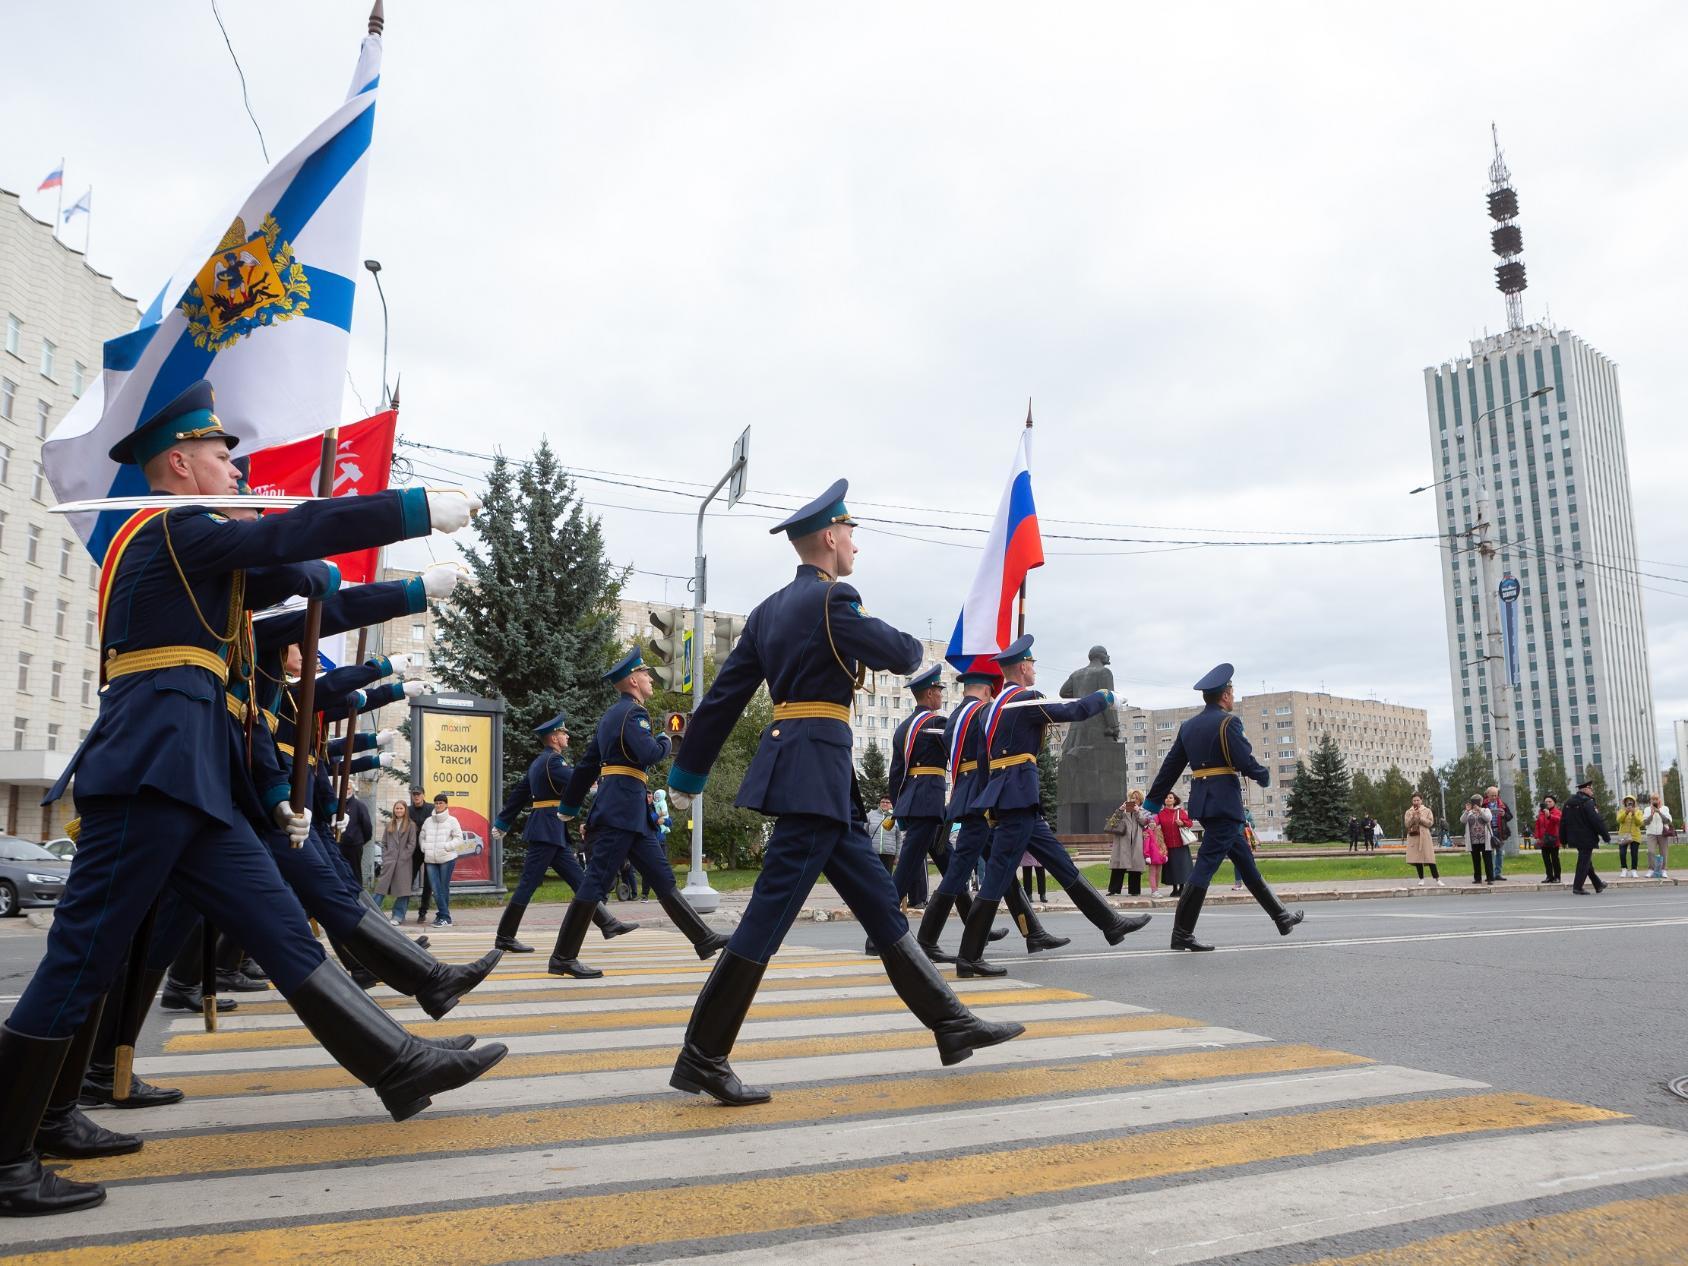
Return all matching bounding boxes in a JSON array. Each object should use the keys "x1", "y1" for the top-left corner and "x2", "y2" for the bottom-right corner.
[
  {"x1": 510, "y1": 840, "x2": 587, "y2": 905},
  {"x1": 8, "y1": 792, "x2": 326, "y2": 1040},
  {"x1": 977, "y1": 811, "x2": 1081, "y2": 903},
  {"x1": 936, "y1": 816, "x2": 991, "y2": 897},
  {"x1": 1572, "y1": 846, "x2": 1605, "y2": 891},
  {"x1": 729, "y1": 814, "x2": 910, "y2": 965},
  {"x1": 891, "y1": 817, "x2": 948, "y2": 905},
  {"x1": 1187, "y1": 817, "x2": 1265, "y2": 892},
  {"x1": 576, "y1": 825, "x2": 679, "y2": 905}
]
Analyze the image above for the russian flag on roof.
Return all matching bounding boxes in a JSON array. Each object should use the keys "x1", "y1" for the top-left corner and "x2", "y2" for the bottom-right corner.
[{"x1": 945, "y1": 426, "x2": 1045, "y2": 675}]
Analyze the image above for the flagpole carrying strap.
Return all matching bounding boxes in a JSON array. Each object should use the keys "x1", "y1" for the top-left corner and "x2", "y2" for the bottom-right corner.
[{"x1": 772, "y1": 702, "x2": 852, "y2": 723}]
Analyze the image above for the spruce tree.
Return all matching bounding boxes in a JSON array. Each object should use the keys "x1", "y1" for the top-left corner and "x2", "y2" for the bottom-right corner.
[
  {"x1": 858, "y1": 739, "x2": 890, "y2": 806},
  {"x1": 1038, "y1": 734, "x2": 1061, "y2": 812},
  {"x1": 1285, "y1": 735, "x2": 1351, "y2": 842},
  {"x1": 430, "y1": 441, "x2": 626, "y2": 861},
  {"x1": 1664, "y1": 761, "x2": 1683, "y2": 823}
]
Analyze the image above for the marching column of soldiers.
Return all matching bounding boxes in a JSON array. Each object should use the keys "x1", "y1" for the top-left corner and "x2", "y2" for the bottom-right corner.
[{"x1": 0, "y1": 395, "x2": 1304, "y2": 1219}]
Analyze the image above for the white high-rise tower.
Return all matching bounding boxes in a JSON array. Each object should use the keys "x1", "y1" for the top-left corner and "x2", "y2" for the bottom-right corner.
[{"x1": 1422, "y1": 134, "x2": 1659, "y2": 794}]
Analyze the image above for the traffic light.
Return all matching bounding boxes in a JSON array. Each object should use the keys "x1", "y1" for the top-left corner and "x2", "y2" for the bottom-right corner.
[
  {"x1": 711, "y1": 614, "x2": 747, "y2": 664},
  {"x1": 647, "y1": 608, "x2": 690, "y2": 692},
  {"x1": 663, "y1": 711, "x2": 688, "y2": 751}
]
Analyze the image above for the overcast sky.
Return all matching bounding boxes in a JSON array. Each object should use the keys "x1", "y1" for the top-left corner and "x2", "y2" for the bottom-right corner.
[{"x1": 7, "y1": 1, "x2": 1687, "y2": 768}]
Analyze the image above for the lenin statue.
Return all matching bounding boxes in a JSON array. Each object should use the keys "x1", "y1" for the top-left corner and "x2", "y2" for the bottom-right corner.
[{"x1": 1056, "y1": 646, "x2": 1127, "y2": 835}]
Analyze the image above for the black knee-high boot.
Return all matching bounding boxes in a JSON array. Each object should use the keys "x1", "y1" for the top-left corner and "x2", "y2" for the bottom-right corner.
[
  {"x1": 547, "y1": 899, "x2": 603, "y2": 978},
  {"x1": 1238, "y1": 868, "x2": 1304, "y2": 935},
  {"x1": 593, "y1": 903, "x2": 640, "y2": 940},
  {"x1": 340, "y1": 909, "x2": 503, "y2": 1020},
  {"x1": 656, "y1": 889, "x2": 727, "y2": 959},
  {"x1": 159, "y1": 924, "x2": 235, "y2": 1015},
  {"x1": 1004, "y1": 881, "x2": 1069, "y2": 952},
  {"x1": 954, "y1": 897, "x2": 1007, "y2": 977},
  {"x1": 956, "y1": 889, "x2": 1010, "y2": 941},
  {"x1": 1066, "y1": 876, "x2": 1152, "y2": 945},
  {"x1": 670, "y1": 950, "x2": 771, "y2": 1105},
  {"x1": 917, "y1": 892, "x2": 958, "y2": 962},
  {"x1": 494, "y1": 901, "x2": 533, "y2": 953},
  {"x1": 1170, "y1": 886, "x2": 1213, "y2": 951},
  {"x1": 878, "y1": 934, "x2": 1025, "y2": 1066},
  {"x1": 81, "y1": 969, "x2": 183, "y2": 1109},
  {"x1": 33, "y1": 1001, "x2": 141, "y2": 1161},
  {"x1": 0, "y1": 1025, "x2": 106, "y2": 1216}
]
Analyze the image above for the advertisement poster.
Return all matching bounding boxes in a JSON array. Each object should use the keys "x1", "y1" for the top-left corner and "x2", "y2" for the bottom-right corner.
[{"x1": 417, "y1": 708, "x2": 495, "y2": 886}]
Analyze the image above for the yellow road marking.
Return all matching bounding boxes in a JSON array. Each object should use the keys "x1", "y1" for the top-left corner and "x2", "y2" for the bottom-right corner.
[
  {"x1": 1305, "y1": 1192, "x2": 1688, "y2": 1265},
  {"x1": 69, "y1": 1031, "x2": 1337, "y2": 1182},
  {"x1": 21, "y1": 1094, "x2": 1618, "y2": 1265},
  {"x1": 451, "y1": 957, "x2": 904, "y2": 982},
  {"x1": 162, "y1": 987, "x2": 1088, "y2": 1053}
]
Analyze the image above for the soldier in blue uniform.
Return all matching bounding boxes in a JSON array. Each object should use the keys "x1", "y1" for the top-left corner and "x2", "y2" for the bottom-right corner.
[
  {"x1": 875, "y1": 664, "x2": 949, "y2": 953},
  {"x1": 664, "y1": 480, "x2": 1024, "y2": 1106},
  {"x1": 916, "y1": 663, "x2": 1064, "y2": 963},
  {"x1": 490, "y1": 712, "x2": 638, "y2": 953},
  {"x1": 547, "y1": 651, "x2": 726, "y2": 977},
  {"x1": 0, "y1": 383, "x2": 507, "y2": 1217},
  {"x1": 954, "y1": 635, "x2": 1151, "y2": 973},
  {"x1": 1146, "y1": 663, "x2": 1302, "y2": 951}
]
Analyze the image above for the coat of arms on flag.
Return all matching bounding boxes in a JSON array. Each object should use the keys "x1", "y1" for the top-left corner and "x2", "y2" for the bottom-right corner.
[{"x1": 180, "y1": 215, "x2": 311, "y2": 351}]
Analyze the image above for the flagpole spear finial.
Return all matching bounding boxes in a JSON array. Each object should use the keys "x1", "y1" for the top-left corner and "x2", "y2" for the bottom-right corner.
[
  {"x1": 390, "y1": 376, "x2": 400, "y2": 411},
  {"x1": 1025, "y1": 397, "x2": 1033, "y2": 429},
  {"x1": 368, "y1": 0, "x2": 384, "y2": 35}
]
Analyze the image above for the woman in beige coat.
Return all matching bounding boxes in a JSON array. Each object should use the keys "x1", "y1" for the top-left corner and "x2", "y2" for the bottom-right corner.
[
  {"x1": 1403, "y1": 794, "x2": 1441, "y2": 886},
  {"x1": 1107, "y1": 790, "x2": 1150, "y2": 896}
]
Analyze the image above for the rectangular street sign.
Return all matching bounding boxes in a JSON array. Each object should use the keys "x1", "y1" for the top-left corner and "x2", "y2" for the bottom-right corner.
[{"x1": 728, "y1": 426, "x2": 750, "y2": 509}]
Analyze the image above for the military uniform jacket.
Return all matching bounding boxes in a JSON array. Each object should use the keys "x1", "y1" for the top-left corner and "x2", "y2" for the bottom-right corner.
[
  {"x1": 496, "y1": 751, "x2": 576, "y2": 846},
  {"x1": 943, "y1": 697, "x2": 992, "y2": 821},
  {"x1": 48, "y1": 488, "x2": 428, "y2": 825},
  {"x1": 667, "y1": 564, "x2": 922, "y2": 825},
  {"x1": 889, "y1": 707, "x2": 948, "y2": 820},
  {"x1": 1146, "y1": 704, "x2": 1270, "y2": 823},
  {"x1": 970, "y1": 685, "x2": 1108, "y2": 814},
  {"x1": 563, "y1": 695, "x2": 670, "y2": 832}
]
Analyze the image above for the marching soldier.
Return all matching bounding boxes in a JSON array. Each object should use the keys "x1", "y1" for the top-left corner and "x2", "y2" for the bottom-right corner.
[
  {"x1": 883, "y1": 664, "x2": 952, "y2": 942},
  {"x1": 916, "y1": 662, "x2": 1064, "y2": 965},
  {"x1": 953, "y1": 635, "x2": 1151, "y2": 971},
  {"x1": 548, "y1": 653, "x2": 726, "y2": 977},
  {"x1": 663, "y1": 479, "x2": 1024, "y2": 1106},
  {"x1": 0, "y1": 383, "x2": 507, "y2": 1217},
  {"x1": 1146, "y1": 663, "x2": 1303, "y2": 950},
  {"x1": 491, "y1": 712, "x2": 638, "y2": 953}
]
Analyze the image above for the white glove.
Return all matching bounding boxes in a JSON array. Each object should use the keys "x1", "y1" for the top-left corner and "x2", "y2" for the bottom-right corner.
[
  {"x1": 376, "y1": 728, "x2": 398, "y2": 748},
  {"x1": 378, "y1": 752, "x2": 395, "y2": 768},
  {"x1": 668, "y1": 790, "x2": 696, "y2": 813},
  {"x1": 404, "y1": 680, "x2": 427, "y2": 698},
  {"x1": 386, "y1": 654, "x2": 415, "y2": 677},
  {"x1": 333, "y1": 813, "x2": 351, "y2": 834},
  {"x1": 491, "y1": 827, "x2": 505, "y2": 842},
  {"x1": 427, "y1": 491, "x2": 481, "y2": 534},
  {"x1": 273, "y1": 803, "x2": 312, "y2": 848},
  {"x1": 421, "y1": 563, "x2": 460, "y2": 598}
]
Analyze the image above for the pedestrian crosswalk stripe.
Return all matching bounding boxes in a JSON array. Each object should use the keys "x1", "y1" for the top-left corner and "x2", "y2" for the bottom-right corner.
[
  {"x1": 64, "y1": 1039, "x2": 1367, "y2": 1184},
  {"x1": 6, "y1": 1093, "x2": 1616, "y2": 1263},
  {"x1": 160, "y1": 985, "x2": 1092, "y2": 1052}
]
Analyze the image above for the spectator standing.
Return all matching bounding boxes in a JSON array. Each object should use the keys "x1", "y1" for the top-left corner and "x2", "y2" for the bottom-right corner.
[
  {"x1": 1483, "y1": 786, "x2": 1513, "y2": 881},
  {"x1": 1105, "y1": 792, "x2": 1149, "y2": 896},
  {"x1": 1144, "y1": 808, "x2": 1168, "y2": 896},
  {"x1": 1644, "y1": 794, "x2": 1673, "y2": 879},
  {"x1": 419, "y1": 794, "x2": 474, "y2": 926},
  {"x1": 1158, "y1": 795, "x2": 1193, "y2": 896},
  {"x1": 1348, "y1": 817, "x2": 1363, "y2": 853},
  {"x1": 1462, "y1": 796, "x2": 1494, "y2": 885},
  {"x1": 373, "y1": 801, "x2": 422, "y2": 923},
  {"x1": 1371, "y1": 818, "x2": 1385, "y2": 850},
  {"x1": 1403, "y1": 795, "x2": 1440, "y2": 885},
  {"x1": 408, "y1": 788, "x2": 436, "y2": 925},
  {"x1": 1020, "y1": 850, "x2": 1048, "y2": 904},
  {"x1": 1534, "y1": 797, "x2": 1563, "y2": 884},
  {"x1": 1562, "y1": 773, "x2": 1610, "y2": 895},
  {"x1": 640, "y1": 790, "x2": 671, "y2": 901},
  {"x1": 336, "y1": 791, "x2": 375, "y2": 890},
  {"x1": 1615, "y1": 796, "x2": 1644, "y2": 877},
  {"x1": 866, "y1": 796, "x2": 900, "y2": 876}
]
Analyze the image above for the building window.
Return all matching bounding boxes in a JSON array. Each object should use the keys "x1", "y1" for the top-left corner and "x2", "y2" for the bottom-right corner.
[
  {"x1": 54, "y1": 598, "x2": 68, "y2": 638},
  {"x1": 84, "y1": 608, "x2": 96, "y2": 648},
  {"x1": 50, "y1": 661, "x2": 63, "y2": 699},
  {"x1": 71, "y1": 361, "x2": 86, "y2": 397},
  {"x1": 81, "y1": 668, "x2": 94, "y2": 707},
  {"x1": 36, "y1": 400, "x2": 51, "y2": 439},
  {"x1": 25, "y1": 523, "x2": 40, "y2": 565},
  {"x1": 32, "y1": 461, "x2": 46, "y2": 501},
  {"x1": 21, "y1": 587, "x2": 36, "y2": 627},
  {"x1": 40, "y1": 339, "x2": 56, "y2": 380},
  {"x1": 12, "y1": 718, "x2": 25, "y2": 750},
  {"x1": 4, "y1": 314, "x2": 20, "y2": 357},
  {"x1": 58, "y1": 537, "x2": 73, "y2": 578},
  {"x1": 0, "y1": 441, "x2": 11, "y2": 484},
  {"x1": 411, "y1": 623, "x2": 426, "y2": 640},
  {"x1": 0, "y1": 377, "x2": 13, "y2": 419},
  {"x1": 46, "y1": 723, "x2": 60, "y2": 752},
  {"x1": 17, "y1": 652, "x2": 31, "y2": 693},
  {"x1": 0, "y1": 508, "x2": 5, "y2": 549}
]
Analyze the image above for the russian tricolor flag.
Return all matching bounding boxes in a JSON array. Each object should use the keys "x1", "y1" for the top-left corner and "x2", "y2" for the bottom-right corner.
[
  {"x1": 38, "y1": 164, "x2": 63, "y2": 192},
  {"x1": 945, "y1": 427, "x2": 1045, "y2": 675}
]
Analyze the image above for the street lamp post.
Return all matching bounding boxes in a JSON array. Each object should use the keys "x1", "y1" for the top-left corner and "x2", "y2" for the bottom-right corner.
[{"x1": 363, "y1": 259, "x2": 390, "y2": 408}]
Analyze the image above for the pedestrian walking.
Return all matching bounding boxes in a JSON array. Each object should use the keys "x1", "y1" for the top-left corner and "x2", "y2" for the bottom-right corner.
[
  {"x1": 1403, "y1": 795, "x2": 1441, "y2": 885},
  {"x1": 1158, "y1": 795, "x2": 1193, "y2": 896},
  {"x1": 1463, "y1": 796, "x2": 1494, "y2": 884},
  {"x1": 1562, "y1": 772, "x2": 1610, "y2": 895},
  {"x1": 1534, "y1": 797, "x2": 1563, "y2": 884},
  {"x1": 1615, "y1": 796, "x2": 1644, "y2": 877},
  {"x1": 373, "y1": 802, "x2": 421, "y2": 923},
  {"x1": 1644, "y1": 794, "x2": 1673, "y2": 879}
]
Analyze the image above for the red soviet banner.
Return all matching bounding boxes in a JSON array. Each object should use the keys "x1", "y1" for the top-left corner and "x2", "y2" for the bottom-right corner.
[{"x1": 247, "y1": 411, "x2": 397, "y2": 584}]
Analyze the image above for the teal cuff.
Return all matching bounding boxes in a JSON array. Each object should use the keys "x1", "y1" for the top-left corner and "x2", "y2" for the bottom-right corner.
[
  {"x1": 364, "y1": 654, "x2": 393, "y2": 676},
  {"x1": 667, "y1": 766, "x2": 708, "y2": 795},
  {"x1": 321, "y1": 560, "x2": 341, "y2": 596},
  {"x1": 559, "y1": 803, "x2": 582, "y2": 818},
  {"x1": 493, "y1": 817, "x2": 511, "y2": 833},
  {"x1": 398, "y1": 487, "x2": 430, "y2": 538},
  {"x1": 261, "y1": 783, "x2": 291, "y2": 814},
  {"x1": 402, "y1": 576, "x2": 427, "y2": 613}
]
